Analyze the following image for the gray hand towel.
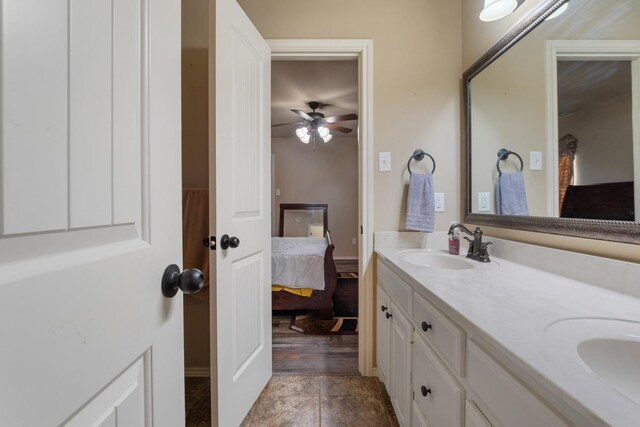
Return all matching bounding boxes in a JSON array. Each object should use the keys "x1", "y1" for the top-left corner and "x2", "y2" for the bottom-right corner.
[
  {"x1": 496, "y1": 172, "x2": 528, "y2": 215},
  {"x1": 405, "y1": 173, "x2": 435, "y2": 232}
]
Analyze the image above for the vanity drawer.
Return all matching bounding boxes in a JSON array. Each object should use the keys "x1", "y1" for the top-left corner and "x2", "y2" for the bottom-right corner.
[
  {"x1": 413, "y1": 291, "x2": 465, "y2": 376},
  {"x1": 413, "y1": 333, "x2": 464, "y2": 427},
  {"x1": 377, "y1": 260, "x2": 412, "y2": 317},
  {"x1": 467, "y1": 340, "x2": 569, "y2": 427},
  {"x1": 465, "y1": 401, "x2": 492, "y2": 427}
]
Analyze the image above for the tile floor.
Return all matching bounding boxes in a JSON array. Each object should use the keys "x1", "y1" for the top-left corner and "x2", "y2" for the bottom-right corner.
[
  {"x1": 185, "y1": 375, "x2": 400, "y2": 427},
  {"x1": 240, "y1": 375, "x2": 399, "y2": 427}
]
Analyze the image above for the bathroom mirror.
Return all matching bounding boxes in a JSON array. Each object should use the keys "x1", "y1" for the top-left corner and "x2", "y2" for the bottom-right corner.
[{"x1": 464, "y1": 0, "x2": 640, "y2": 243}]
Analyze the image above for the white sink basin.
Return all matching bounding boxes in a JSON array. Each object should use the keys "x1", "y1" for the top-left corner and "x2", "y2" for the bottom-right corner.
[
  {"x1": 545, "y1": 318, "x2": 640, "y2": 405},
  {"x1": 398, "y1": 250, "x2": 474, "y2": 270}
]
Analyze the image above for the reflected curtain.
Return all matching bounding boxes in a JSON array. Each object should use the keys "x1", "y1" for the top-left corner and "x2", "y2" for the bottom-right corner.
[{"x1": 558, "y1": 134, "x2": 578, "y2": 210}]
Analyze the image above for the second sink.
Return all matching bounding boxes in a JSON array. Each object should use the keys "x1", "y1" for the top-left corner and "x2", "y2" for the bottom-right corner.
[{"x1": 398, "y1": 250, "x2": 474, "y2": 270}]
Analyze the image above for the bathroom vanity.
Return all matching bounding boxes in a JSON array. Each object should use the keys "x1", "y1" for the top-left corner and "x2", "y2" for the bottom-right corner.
[{"x1": 375, "y1": 232, "x2": 640, "y2": 427}]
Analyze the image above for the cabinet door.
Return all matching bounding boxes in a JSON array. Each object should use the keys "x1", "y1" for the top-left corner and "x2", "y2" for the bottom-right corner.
[
  {"x1": 390, "y1": 302, "x2": 413, "y2": 427},
  {"x1": 377, "y1": 285, "x2": 392, "y2": 386}
]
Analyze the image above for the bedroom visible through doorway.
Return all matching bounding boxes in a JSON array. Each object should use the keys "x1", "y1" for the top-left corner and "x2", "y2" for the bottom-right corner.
[{"x1": 271, "y1": 59, "x2": 360, "y2": 375}]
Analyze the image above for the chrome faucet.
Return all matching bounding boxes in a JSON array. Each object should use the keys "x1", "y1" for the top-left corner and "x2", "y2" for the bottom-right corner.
[{"x1": 448, "y1": 223, "x2": 491, "y2": 263}]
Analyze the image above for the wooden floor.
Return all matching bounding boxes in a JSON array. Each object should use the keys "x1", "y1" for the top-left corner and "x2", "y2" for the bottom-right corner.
[{"x1": 272, "y1": 315, "x2": 359, "y2": 376}]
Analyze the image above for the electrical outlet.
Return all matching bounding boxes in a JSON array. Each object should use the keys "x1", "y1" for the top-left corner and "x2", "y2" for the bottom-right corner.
[
  {"x1": 530, "y1": 151, "x2": 543, "y2": 171},
  {"x1": 352, "y1": 237, "x2": 358, "y2": 245},
  {"x1": 275, "y1": 188, "x2": 281, "y2": 196},
  {"x1": 434, "y1": 193, "x2": 445, "y2": 212},
  {"x1": 478, "y1": 192, "x2": 491, "y2": 212},
  {"x1": 378, "y1": 152, "x2": 391, "y2": 172}
]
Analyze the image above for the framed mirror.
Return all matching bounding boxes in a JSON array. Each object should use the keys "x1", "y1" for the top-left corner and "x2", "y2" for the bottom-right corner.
[
  {"x1": 463, "y1": 0, "x2": 640, "y2": 243},
  {"x1": 279, "y1": 203, "x2": 328, "y2": 237}
]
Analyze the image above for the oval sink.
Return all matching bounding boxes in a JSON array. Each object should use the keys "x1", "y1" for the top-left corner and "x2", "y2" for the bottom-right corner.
[
  {"x1": 578, "y1": 338, "x2": 640, "y2": 405},
  {"x1": 398, "y1": 250, "x2": 474, "y2": 270},
  {"x1": 545, "y1": 318, "x2": 640, "y2": 406}
]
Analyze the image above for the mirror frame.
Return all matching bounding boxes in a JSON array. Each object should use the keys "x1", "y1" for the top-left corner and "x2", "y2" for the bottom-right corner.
[
  {"x1": 278, "y1": 203, "x2": 328, "y2": 237},
  {"x1": 463, "y1": 0, "x2": 640, "y2": 244}
]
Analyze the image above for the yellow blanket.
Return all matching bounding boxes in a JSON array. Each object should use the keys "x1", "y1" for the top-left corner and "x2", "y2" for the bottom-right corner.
[{"x1": 271, "y1": 285, "x2": 313, "y2": 297}]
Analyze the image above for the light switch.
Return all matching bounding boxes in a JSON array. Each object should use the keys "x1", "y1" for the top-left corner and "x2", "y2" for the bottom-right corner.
[
  {"x1": 434, "y1": 193, "x2": 445, "y2": 212},
  {"x1": 530, "y1": 151, "x2": 543, "y2": 171},
  {"x1": 478, "y1": 192, "x2": 491, "y2": 212},
  {"x1": 378, "y1": 152, "x2": 391, "y2": 172},
  {"x1": 275, "y1": 188, "x2": 281, "y2": 196}
]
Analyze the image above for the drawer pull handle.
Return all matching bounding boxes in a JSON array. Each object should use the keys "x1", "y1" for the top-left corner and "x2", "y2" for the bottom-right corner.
[
  {"x1": 421, "y1": 321, "x2": 432, "y2": 332},
  {"x1": 381, "y1": 305, "x2": 388, "y2": 312},
  {"x1": 386, "y1": 312, "x2": 392, "y2": 319},
  {"x1": 421, "y1": 386, "x2": 431, "y2": 397}
]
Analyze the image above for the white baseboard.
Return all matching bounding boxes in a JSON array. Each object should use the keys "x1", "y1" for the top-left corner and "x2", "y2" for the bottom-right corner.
[
  {"x1": 334, "y1": 256, "x2": 358, "y2": 260},
  {"x1": 372, "y1": 366, "x2": 379, "y2": 377},
  {"x1": 185, "y1": 366, "x2": 211, "y2": 377}
]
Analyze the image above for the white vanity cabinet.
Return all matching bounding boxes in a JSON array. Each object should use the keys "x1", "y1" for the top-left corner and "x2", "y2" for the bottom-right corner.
[{"x1": 376, "y1": 258, "x2": 572, "y2": 427}]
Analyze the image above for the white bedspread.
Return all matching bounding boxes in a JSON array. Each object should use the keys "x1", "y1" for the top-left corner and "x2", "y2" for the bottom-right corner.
[{"x1": 271, "y1": 237, "x2": 327, "y2": 290}]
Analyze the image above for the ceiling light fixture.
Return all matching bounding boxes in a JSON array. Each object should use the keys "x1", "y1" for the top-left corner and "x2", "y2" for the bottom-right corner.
[
  {"x1": 479, "y1": 0, "x2": 518, "y2": 22},
  {"x1": 296, "y1": 125, "x2": 332, "y2": 149},
  {"x1": 545, "y1": 2, "x2": 569, "y2": 21}
]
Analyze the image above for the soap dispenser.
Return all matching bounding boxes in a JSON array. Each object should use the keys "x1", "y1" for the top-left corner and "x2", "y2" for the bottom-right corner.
[{"x1": 448, "y1": 223, "x2": 460, "y2": 255}]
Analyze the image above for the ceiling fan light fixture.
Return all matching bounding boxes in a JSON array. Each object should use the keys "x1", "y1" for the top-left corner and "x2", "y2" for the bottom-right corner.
[
  {"x1": 322, "y1": 134, "x2": 332, "y2": 143},
  {"x1": 479, "y1": 0, "x2": 518, "y2": 22},
  {"x1": 317, "y1": 126, "x2": 330, "y2": 139},
  {"x1": 295, "y1": 127, "x2": 308, "y2": 139},
  {"x1": 301, "y1": 134, "x2": 311, "y2": 144}
]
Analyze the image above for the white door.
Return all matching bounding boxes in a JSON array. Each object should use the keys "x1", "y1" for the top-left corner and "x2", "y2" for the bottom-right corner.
[
  {"x1": 213, "y1": 0, "x2": 272, "y2": 425},
  {"x1": 0, "y1": 1, "x2": 186, "y2": 426}
]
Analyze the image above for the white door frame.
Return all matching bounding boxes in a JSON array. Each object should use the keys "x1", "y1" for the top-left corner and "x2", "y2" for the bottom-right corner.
[
  {"x1": 268, "y1": 39, "x2": 375, "y2": 375},
  {"x1": 546, "y1": 40, "x2": 640, "y2": 218}
]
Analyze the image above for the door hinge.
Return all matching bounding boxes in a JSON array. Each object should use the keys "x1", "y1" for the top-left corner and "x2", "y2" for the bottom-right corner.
[{"x1": 202, "y1": 235, "x2": 216, "y2": 250}]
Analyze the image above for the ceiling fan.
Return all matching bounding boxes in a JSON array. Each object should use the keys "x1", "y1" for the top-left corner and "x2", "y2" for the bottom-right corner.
[{"x1": 272, "y1": 101, "x2": 358, "y2": 150}]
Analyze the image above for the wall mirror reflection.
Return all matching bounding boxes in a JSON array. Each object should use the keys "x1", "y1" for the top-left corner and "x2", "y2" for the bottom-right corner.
[
  {"x1": 279, "y1": 203, "x2": 328, "y2": 237},
  {"x1": 465, "y1": 0, "x2": 640, "y2": 242}
]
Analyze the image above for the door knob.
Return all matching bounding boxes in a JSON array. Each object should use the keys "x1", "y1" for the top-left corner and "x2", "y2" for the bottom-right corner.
[
  {"x1": 385, "y1": 312, "x2": 392, "y2": 319},
  {"x1": 220, "y1": 234, "x2": 240, "y2": 250},
  {"x1": 381, "y1": 305, "x2": 388, "y2": 312},
  {"x1": 421, "y1": 386, "x2": 431, "y2": 397},
  {"x1": 422, "y1": 321, "x2": 432, "y2": 332},
  {"x1": 161, "y1": 264, "x2": 204, "y2": 298}
]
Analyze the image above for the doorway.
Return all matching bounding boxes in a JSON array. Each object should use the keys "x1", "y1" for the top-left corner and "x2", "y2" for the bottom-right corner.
[{"x1": 270, "y1": 59, "x2": 360, "y2": 374}]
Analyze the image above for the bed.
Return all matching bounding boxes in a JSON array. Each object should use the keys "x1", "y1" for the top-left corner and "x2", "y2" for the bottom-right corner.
[
  {"x1": 271, "y1": 204, "x2": 337, "y2": 320},
  {"x1": 560, "y1": 181, "x2": 635, "y2": 221}
]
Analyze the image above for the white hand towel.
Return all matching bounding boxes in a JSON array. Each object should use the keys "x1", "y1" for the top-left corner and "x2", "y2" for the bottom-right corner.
[
  {"x1": 405, "y1": 173, "x2": 435, "y2": 232},
  {"x1": 496, "y1": 172, "x2": 529, "y2": 215}
]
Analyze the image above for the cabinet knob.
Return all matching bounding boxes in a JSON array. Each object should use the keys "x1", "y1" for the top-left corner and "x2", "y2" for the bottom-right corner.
[
  {"x1": 381, "y1": 305, "x2": 388, "y2": 312},
  {"x1": 421, "y1": 321, "x2": 432, "y2": 332},
  {"x1": 385, "y1": 312, "x2": 392, "y2": 319},
  {"x1": 420, "y1": 386, "x2": 431, "y2": 397}
]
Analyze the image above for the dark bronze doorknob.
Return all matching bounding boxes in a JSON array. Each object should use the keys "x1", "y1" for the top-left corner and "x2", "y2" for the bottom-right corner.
[
  {"x1": 386, "y1": 312, "x2": 392, "y2": 319},
  {"x1": 421, "y1": 386, "x2": 431, "y2": 397},
  {"x1": 161, "y1": 264, "x2": 204, "y2": 298},
  {"x1": 220, "y1": 234, "x2": 240, "y2": 250}
]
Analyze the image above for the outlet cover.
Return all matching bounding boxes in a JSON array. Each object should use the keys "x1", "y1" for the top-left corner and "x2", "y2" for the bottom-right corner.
[
  {"x1": 275, "y1": 188, "x2": 281, "y2": 196},
  {"x1": 352, "y1": 237, "x2": 358, "y2": 245},
  {"x1": 478, "y1": 192, "x2": 491, "y2": 212},
  {"x1": 378, "y1": 152, "x2": 391, "y2": 172},
  {"x1": 434, "y1": 193, "x2": 445, "y2": 212}
]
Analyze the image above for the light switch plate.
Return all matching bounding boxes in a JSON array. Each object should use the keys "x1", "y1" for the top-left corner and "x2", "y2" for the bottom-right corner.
[
  {"x1": 352, "y1": 237, "x2": 358, "y2": 245},
  {"x1": 530, "y1": 151, "x2": 543, "y2": 171},
  {"x1": 378, "y1": 152, "x2": 391, "y2": 172},
  {"x1": 275, "y1": 188, "x2": 281, "y2": 196},
  {"x1": 478, "y1": 192, "x2": 491, "y2": 212},
  {"x1": 434, "y1": 193, "x2": 445, "y2": 212}
]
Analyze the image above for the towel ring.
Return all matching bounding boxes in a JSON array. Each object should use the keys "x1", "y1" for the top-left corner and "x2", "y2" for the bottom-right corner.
[
  {"x1": 496, "y1": 149, "x2": 523, "y2": 175},
  {"x1": 407, "y1": 149, "x2": 436, "y2": 174}
]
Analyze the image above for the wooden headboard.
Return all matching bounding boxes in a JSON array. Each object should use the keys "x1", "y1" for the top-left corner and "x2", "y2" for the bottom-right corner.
[{"x1": 560, "y1": 181, "x2": 634, "y2": 221}]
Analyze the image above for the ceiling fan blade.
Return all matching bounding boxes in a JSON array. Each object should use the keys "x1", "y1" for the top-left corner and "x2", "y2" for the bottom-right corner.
[
  {"x1": 326, "y1": 124, "x2": 353, "y2": 134},
  {"x1": 324, "y1": 113, "x2": 358, "y2": 123},
  {"x1": 291, "y1": 109, "x2": 313, "y2": 121},
  {"x1": 271, "y1": 122, "x2": 303, "y2": 127}
]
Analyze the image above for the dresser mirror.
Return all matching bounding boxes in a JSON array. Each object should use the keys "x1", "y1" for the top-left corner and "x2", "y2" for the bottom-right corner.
[{"x1": 464, "y1": 0, "x2": 640, "y2": 243}]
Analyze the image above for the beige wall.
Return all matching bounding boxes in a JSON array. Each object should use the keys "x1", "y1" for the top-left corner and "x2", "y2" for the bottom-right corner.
[
  {"x1": 559, "y1": 94, "x2": 634, "y2": 185},
  {"x1": 462, "y1": 0, "x2": 640, "y2": 263},
  {"x1": 239, "y1": 0, "x2": 464, "y2": 232},
  {"x1": 182, "y1": 0, "x2": 210, "y2": 371},
  {"x1": 273, "y1": 137, "x2": 359, "y2": 258}
]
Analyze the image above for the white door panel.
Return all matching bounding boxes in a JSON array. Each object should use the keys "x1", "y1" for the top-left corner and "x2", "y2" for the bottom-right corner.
[
  {"x1": 1, "y1": 0, "x2": 185, "y2": 426},
  {"x1": 214, "y1": 0, "x2": 272, "y2": 424}
]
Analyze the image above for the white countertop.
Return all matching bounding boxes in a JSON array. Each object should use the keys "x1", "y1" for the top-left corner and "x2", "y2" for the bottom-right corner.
[{"x1": 375, "y1": 241, "x2": 640, "y2": 427}]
